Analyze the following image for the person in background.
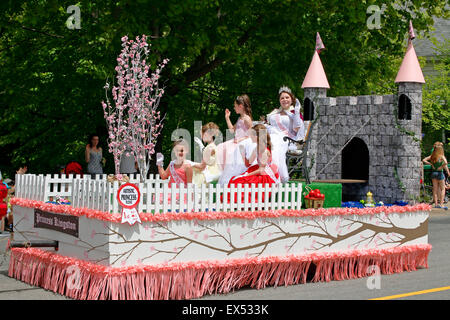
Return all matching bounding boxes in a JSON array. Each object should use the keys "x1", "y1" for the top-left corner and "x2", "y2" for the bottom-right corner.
[
  {"x1": 1, "y1": 165, "x2": 27, "y2": 232},
  {"x1": 431, "y1": 141, "x2": 443, "y2": 153},
  {"x1": 423, "y1": 144, "x2": 449, "y2": 210},
  {"x1": 16, "y1": 165, "x2": 28, "y2": 175},
  {"x1": 120, "y1": 145, "x2": 138, "y2": 177},
  {"x1": 4, "y1": 179, "x2": 14, "y2": 232},
  {"x1": 85, "y1": 134, "x2": 104, "y2": 178}
]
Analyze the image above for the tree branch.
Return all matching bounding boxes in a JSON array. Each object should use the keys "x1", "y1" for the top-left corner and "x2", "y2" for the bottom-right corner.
[
  {"x1": 20, "y1": 25, "x2": 64, "y2": 39},
  {"x1": 174, "y1": 15, "x2": 264, "y2": 92}
]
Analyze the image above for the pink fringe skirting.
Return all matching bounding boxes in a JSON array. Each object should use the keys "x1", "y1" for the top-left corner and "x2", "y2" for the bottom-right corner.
[{"x1": 8, "y1": 244, "x2": 431, "y2": 300}]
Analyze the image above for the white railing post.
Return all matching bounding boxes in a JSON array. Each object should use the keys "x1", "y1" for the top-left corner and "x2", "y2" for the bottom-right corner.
[
  {"x1": 257, "y1": 183, "x2": 263, "y2": 211},
  {"x1": 162, "y1": 184, "x2": 169, "y2": 213},
  {"x1": 208, "y1": 184, "x2": 214, "y2": 211},
  {"x1": 193, "y1": 184, "x2": 200, "y2": 213},
  {"x1": 179, "y1": 183, "x2": 186, "y2": 213},
  {"x1": 200, "y1": 184, "x2": 206, "y2": 212},
  {"x1": 154, "y1": 182, "x2": 161, "y2": 214},
  {"x1": 170, "y1": 184, "x2": 177, "y2": 213},
  {"x1": 187, "y1": 183, "x2": 193, "y2": 213},
  {"x1": 229, "y1": 184, "x2": 236, "y2": 212},
  {"x1": 250, "y1": 184, "x2": 256, "y2": 212},
  {"x1": 145, "y1": 180, "x2": 152, "y2": 214},
  {"x1": 297, "y1": 182, "x2": 302, "y2": 209},
  {"x1": 236, "y1": 184, "x2": 242, "y2": 212},
  {"x1": 112, "y1": 181, "x2": 119, "y2": 214},
  {"x1": 106, "y1": 179, "x2": 112, "y2": 213},
  {"x1": 72, "y1": 178, "x2": 78, "y2": 208}
]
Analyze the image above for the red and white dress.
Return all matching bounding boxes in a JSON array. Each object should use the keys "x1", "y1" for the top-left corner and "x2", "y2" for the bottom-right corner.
[{"x1": 228, "y1": 149, "x2": 279, "y2": 202}]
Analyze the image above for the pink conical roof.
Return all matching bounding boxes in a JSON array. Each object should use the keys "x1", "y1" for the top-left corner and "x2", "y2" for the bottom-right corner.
[
  {"x1": 395, "y1": 42, "x2": 425, "y2": 83},
  {"x1": 301, "y1": 50, "x2": 330, "y2": 88}
]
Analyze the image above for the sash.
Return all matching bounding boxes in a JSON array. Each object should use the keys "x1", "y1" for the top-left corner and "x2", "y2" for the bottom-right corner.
[
  {"x1": 260, "y1": 149, "x2": 280, "y2": 184},
  {"x1": 263, "y1": 164, "x2": 280, "y2": 184},
  {"x1": 273, "y1": 113, "x2": 296, "y2": 140},
  {"x1": 169, "y1": 161, "x2": 185, "y2": 185}
]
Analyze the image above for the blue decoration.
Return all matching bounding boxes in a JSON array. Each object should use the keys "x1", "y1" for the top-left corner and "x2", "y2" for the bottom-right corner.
[
  {"x1": 341, "y1": 201, "x2": 365, "y2": 208},
  {"x1": 45, "y1": 201, "x2": 71, "y2": 205},
  {"x1": 341, "y1": 201, "x2": 398, "y2": 208}
]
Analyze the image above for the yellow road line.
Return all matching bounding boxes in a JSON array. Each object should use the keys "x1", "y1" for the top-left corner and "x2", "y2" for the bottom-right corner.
[{"x1": 370, "y1": 286, "x2": 450, "y2": 300}]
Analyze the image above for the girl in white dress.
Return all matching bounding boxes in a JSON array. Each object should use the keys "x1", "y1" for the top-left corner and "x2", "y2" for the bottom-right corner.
[
  {"x1": 216, "y1": 95, "x2": 256, "y2": 185},
  {"x1": 191, "y1": 122, "x2": 222, "y2": 186},
  {"x1": 266, "y1": 87, "x2": 305, "y2": 183}
]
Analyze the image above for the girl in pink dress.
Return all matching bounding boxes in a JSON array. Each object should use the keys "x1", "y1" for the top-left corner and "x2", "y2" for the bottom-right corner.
[
  {"x1": 156, "y1": 140, "x2": 193, "y2": 204},
  {"x1": 216, "y1": 95, "x2": 255, "y2": 185},
  {"x1": 228, "y1": 124, "x2": 280, "y2": 202}
]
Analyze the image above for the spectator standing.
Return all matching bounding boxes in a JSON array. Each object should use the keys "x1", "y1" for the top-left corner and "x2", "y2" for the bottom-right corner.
[
  {"x1": 85, "y1": 134, "x2": 104, "y2": 178},
  {"x1": 423, "y1": 144, "x2": 449, "y2": 209},
  {"x1": 120, "y1": 145, "x2": 138, "y2": 176}
]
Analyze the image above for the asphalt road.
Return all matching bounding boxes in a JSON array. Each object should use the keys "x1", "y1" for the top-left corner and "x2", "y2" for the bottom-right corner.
[{"x1": 0, "y1": 209, "x2": 449, "y2": 301}]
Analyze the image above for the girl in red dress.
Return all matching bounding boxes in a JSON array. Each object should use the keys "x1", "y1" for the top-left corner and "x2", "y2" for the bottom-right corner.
[{"x1": 229, "y1": 124, "x2": 280, "y2": 202}]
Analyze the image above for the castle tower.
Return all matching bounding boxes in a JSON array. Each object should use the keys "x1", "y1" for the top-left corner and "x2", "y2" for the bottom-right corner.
[
  {"x1": 393, "y1": 21, "x2": 425, "y2": 202},
  {"x1": 301, "y1": 33, "x2": 330, "y2": 181}
]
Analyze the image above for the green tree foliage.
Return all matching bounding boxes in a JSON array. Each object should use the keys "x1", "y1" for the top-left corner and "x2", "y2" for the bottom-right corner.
[
  {"x1": 0, "y1": 0, "x2": 447, "y2": 177},
  {"x1": 422, "y1": 36, "x2": 449, "y2": 155}
]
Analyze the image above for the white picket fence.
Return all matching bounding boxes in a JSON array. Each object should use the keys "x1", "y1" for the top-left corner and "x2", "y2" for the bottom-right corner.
[{"x1": 15, "y1": 174, "x2": 302, "y2": 214}]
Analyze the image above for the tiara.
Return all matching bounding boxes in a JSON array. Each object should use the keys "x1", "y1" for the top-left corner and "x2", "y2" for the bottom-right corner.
[{"x1": 278, "y1": 86, "x2": 292, "y2": 94}]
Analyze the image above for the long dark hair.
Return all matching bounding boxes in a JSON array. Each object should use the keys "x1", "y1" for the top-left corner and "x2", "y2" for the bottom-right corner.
[
  {"x1": 235, "y1": 94, "x2": 252, "y2": 120},
  {"x1": 88, "y1": 134, "x2": 100, "y2": 149}
]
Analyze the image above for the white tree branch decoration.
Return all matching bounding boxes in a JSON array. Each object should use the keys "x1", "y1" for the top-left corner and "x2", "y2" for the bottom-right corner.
[{"x1": 102, "y1": 35, "x2": 168, "y2": 180}]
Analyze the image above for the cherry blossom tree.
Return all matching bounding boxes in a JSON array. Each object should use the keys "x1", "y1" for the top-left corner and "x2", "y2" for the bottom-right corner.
[{"x1": 102, "y1": 35, "x2": 168, "y2": 181}]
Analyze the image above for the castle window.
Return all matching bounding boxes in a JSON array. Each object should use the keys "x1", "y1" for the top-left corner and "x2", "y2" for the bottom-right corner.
[
  {"x1": 303, "y1": 98, "x2": 314, "y2": 121},
  {"x1": 398, "y1": 94, "x2": 412, "y2": 120}
]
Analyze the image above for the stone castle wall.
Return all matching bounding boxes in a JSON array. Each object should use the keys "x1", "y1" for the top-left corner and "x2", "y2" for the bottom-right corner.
[{"x1": 305, "y1": 83, "x2": 422, "y2": 204}]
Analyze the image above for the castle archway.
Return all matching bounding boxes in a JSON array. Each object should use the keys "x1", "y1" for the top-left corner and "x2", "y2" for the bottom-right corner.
[
  {"x1": 341, "y1": 137, "x2": 369, "y2": 202},
  {"x1": 341, "y1": 137, "x2": 369, "y2": 181}
]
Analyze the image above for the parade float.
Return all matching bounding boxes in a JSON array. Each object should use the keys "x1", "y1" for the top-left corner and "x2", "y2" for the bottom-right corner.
[{"x1": 6, "y1": 26, "x2": 432, "y2": 300}]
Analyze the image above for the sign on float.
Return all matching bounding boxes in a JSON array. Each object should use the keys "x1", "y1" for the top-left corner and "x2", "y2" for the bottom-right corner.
[{"x1": 117, "y1": 183, "x2": 141, "y2": 226}]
